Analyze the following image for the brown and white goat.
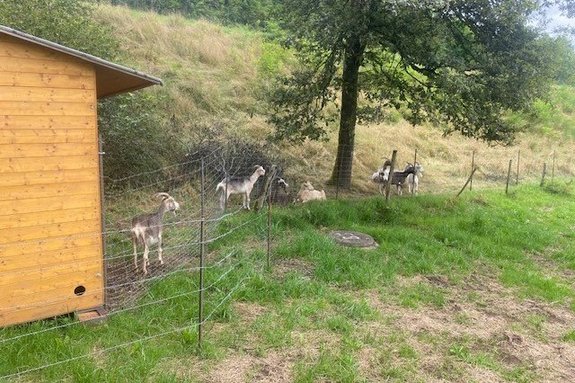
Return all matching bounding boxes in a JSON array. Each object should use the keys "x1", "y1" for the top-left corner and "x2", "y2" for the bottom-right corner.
[
  {"x1": 131, "y1": 193, "x2": 180, "y2": 274},
  {"x1": 216, "y1": 165, "x2": 266, "y2": 210}
]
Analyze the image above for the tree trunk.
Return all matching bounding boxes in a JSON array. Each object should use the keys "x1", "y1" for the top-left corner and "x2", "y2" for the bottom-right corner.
[{"x1": 329, "y1": 35, "x2": 364, "y2": 188}]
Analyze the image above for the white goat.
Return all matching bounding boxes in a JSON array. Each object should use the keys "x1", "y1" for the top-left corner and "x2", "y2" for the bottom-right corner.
[
  {"x1": 406, "y1": 162, "x2": 424, "y2": 194},
  {"x1": 216, "y1": 165, "x2": 266, "y2": 210},
  {"x1": 131, "y1": 193, "x2": 180, "y2": 275},
  {"x1": 296, "y1": 181, "x2": 326, "y2": 203},
  {"x1": 371, "y1": 159, "x2": 392, "y2": 194}
]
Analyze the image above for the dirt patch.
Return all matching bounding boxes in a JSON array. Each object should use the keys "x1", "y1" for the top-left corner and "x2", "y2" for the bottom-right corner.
[
  {"x1": 209, "y1": 355, "x2": 254, "y2": 383},
  {"x1": 105, "y1": 253, "x2": 195, "y2": 310},
  {"x1": 273, "y1": 258, "x2": 314, "y2": 280},
  {"x1": 361, "y1": 272, "x2": 575, "y2": 382},
  {"x1": 233, "y1": 302, "x2": 267, "y2": 324},
  {"x1": 248, "y1": 351, "x2": 294, "y2": 382}
]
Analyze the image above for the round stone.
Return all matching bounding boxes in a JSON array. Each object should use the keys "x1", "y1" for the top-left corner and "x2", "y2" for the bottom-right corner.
[{"x1": 328, "y1": 230, "x2": 378, "y2": 249}]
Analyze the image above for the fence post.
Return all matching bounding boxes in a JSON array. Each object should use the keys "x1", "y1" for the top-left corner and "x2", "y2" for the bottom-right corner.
[
  {"x1": 516, "y1": 150, "x2": 520, "y2": 185},
  {"x1": 385, "y1": 150, "x2": 397, "y2": 202},
  {"x1": 540, "y1": 162, "x2": 547, "y2": 187},
  {"x1": 267, "y1": 178, "x2": 272, "y2": 270},
  {"x1": 457, "y1": 167, "x2": 478, "y2": 197},
  {"x1": 224, "y1": 170, "x2": 228, "y2": 212},
  {"x1": 98, "y1": 135, "x2": 108, "y2": 309},
  {"x1": 552, "y1": 150, "x2": 556, "y2": 183},
  {"x1": 470, "y1": 150, "x2": 475, "y2": 191},
  {"x1": 412, "y1": 149, "x2": 418, "y2": 195},
  {"x1": 198, "y1": 158, "x2": 205, "y2": 349},
  {"x1": 336, "y1": 147, "x2": 342, "y2": 200},
  {"x1": 505, "y1": 159, "x2": 513, "y2": 195}
]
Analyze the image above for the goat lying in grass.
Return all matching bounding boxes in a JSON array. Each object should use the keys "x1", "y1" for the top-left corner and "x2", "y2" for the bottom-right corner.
[
  {"x1": 216, "y1": 165, "x2": 266, "y2": 210},
  {"x1": 131, "y1": 193, "x2": 180, "y2": 275},
  {"x1": 296, "y1": 181, "x2": 326, "y2": 203}
]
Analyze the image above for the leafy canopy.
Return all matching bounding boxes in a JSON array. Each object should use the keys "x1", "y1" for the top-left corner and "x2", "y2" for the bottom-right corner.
[{"x1": 270, "y1": 0, "x2": 572, "y2": 145}]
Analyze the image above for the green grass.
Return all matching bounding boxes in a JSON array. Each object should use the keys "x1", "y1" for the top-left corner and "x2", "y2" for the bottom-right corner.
[{"x1": 2, "y1": 183, "x2": 575, "y2": 381}]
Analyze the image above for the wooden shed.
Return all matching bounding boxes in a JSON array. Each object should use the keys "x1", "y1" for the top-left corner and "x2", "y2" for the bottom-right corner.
[{"x1": 0, "y1": 25, "x2": 162, "y2": 327}]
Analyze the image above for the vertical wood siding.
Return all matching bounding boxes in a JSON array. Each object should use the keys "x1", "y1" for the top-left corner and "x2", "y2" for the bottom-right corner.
[{"x1": 0, "y1": 34, "x2": 104, "y2": 327}]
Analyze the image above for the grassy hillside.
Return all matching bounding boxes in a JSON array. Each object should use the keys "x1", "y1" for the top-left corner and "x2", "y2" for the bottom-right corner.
[{"x1": 94, "y1": 4, "x2": 575, "y2": 196}]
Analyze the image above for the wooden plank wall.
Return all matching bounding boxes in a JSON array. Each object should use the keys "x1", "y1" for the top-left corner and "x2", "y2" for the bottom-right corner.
[{"x1": 0, "y1": 34, "x2": 104, "y2": 327}]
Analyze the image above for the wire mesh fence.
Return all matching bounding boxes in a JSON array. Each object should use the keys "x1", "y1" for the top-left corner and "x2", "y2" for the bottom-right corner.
[{"x1": 0, "y1": 139, "x2": 573, "y2": 380}]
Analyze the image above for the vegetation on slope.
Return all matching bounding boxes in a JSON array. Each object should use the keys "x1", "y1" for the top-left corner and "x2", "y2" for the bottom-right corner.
[{"x1": 92, "y1": 4, "x2": 575, "y2": 194}]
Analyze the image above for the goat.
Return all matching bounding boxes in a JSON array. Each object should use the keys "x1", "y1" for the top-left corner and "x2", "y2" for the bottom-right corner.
[
  {"x1": 270, "y1": 176, "x2": 291, "y2": 205},
  {"x1": 131, "y1": 193, "x2": 180, "y2": 275},
  {"x1": 216, "y1": 165, "x2": 266, "y2": 210},
  {"x1": 296, "y1": 181, "x2": 326, "y2": 203},
  {"x1": 371, "y1": 159, "x2": 392, "y2": 194},
  {"x1": 390, "y1": 163, "x2": 418, "y2": 195},
  {"x1": 371, "y1": 160, "x2": 417, "y2": 196},
  {"x1": 405, "y1": 162, "x2": 424, "y2": 194}
]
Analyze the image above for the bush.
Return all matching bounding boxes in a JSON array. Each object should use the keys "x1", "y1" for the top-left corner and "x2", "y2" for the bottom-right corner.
[
  {"x1": 99, "y1": 92, "x2": 185, "y2": 190},
  {"x1": 0, "y1": 0, "x2": 118, "y2": 59}
]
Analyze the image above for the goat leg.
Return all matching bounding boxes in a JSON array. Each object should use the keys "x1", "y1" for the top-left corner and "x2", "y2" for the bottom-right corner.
[
  {"x1": 158, "y1": 233, "x2": 164, "y2": 265},
  {"x1": 143, "y1": 243, "x2": 149, "y2": 274},
  {"x1": 132, "y1": 237, "x2": 138, "y2": 270}
]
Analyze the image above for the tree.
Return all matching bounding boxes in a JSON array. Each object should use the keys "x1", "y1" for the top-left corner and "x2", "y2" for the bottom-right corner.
[{"x1": 270, "y1": 0, "x2": 574, "y2": 188}]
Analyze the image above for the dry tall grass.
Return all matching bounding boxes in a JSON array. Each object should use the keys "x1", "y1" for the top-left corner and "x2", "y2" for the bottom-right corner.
[{"x1": 95, "y1": 4, "x2": 575, "y2": 197}]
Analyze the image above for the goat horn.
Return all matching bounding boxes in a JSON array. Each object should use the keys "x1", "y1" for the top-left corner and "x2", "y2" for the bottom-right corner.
[{"x1": 155, "y1": 192, "x2": 171, "y2": 200}]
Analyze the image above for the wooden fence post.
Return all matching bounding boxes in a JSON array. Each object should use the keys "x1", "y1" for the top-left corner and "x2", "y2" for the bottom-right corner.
[
  {"x1": 552, "y1": 151, "x2": 556, "y2": 183},
  {"x1": 412, "y1": 149, "x2": 418, "y2": 195},
  {"x1": 540, "y1": 162, "x2": 547, "y2": 187},
  {"x1": 516, "y1": 150, "x2": 520, "y2": 185},
  {"x1": 385, "y1": 150, "x2": 397, "y2": 202},
  {"x1": 506, "y1": 159, "x2": 513, "y2": 195},
  {"x1": 470, "y1": 150, "x2": 475, "y2": 191},
  {"x1": 457, "y1": 167, "x2": 478, "y2": 197}
]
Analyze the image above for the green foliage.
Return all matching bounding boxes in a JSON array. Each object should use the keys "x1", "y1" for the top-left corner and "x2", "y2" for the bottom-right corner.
[
  {"x1": 270, "y1": 0, "x2": 571, "y2": 146},
  {"x1": 98, "y1": 92, "x2": 185, "y2": 188},
  {"x1": 0, "y1": 0, "x2": 118, "y2": 59},
  {"x1": 546, "y1": 36, "x2": 575, "y2": 85},
  {"x1": 108, "y1": 0, "x2": 280, "y2": 28}
]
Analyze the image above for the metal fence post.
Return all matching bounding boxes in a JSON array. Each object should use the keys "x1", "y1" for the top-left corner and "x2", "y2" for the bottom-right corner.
[
  {"x1": 267, "y1": 179, "x2": 272, "y2": 270},
  {"x1": 198, "y1": 158, "x2": 205, "y2": 349}
]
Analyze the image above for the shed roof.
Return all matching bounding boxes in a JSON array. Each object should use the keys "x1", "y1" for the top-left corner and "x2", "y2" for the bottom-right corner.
[{"x1": 0, "y1": 25, "x2": 162, "y2": 98}]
